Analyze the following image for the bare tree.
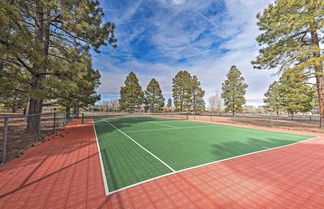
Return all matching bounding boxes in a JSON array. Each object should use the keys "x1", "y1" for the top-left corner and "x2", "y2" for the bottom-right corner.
[{"x1": 208, "y1": 92, "x2": 222, "y2": 113}]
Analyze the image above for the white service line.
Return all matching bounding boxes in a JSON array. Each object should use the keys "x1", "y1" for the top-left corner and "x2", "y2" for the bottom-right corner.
[
  {"x1": 125, "y1": 125, "x2": 217, "y2": 133},
  {"x1": 104, "y1": 120, "x2": 176, "y2": 172},
  {"x1": 149, "y1": 121, "x2": 177, "y2": 128}
]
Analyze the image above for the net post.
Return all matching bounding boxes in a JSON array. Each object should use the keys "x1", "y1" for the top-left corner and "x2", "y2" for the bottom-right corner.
[{"x1": 2, "y1": 118, "x2": 8, "y2": 164}]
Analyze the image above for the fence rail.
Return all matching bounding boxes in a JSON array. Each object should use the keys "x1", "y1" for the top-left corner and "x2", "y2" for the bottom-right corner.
[
  {"x1": 0, "y1": 111, "x2": 78, "y2": 165},
  {"x1": 81, "y1": 111, "x2": 321, "y2": 122}
]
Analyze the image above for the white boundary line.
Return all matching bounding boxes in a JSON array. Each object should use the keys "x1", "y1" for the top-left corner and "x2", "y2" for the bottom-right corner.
[
  {"x1": 104, "y1": 120, "x2": 176, "y2": 172},
  {"x1": 107, "y1": 135, "x2": 319, "y2": 195},
  {"x1": 92, "y1": 118, "x2": 110, "y2": 195}
]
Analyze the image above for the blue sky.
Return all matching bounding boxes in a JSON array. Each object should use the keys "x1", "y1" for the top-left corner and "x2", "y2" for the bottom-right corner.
[{"x1": 94, "y1": 0, "x2": 276, "y2": 107}]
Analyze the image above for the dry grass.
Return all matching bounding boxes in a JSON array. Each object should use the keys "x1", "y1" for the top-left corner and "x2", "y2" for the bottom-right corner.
[
  {"x1": 0, "y1": 113, "x2": 65, "y2": 164},
  {"x1": 188, "y1": 115, "x2": 324, "y2": 133}
]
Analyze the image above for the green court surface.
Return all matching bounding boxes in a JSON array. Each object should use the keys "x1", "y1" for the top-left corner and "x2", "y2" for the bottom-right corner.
[{"x1": 93, "y1": 116, "x2": 315, "y2": 192}]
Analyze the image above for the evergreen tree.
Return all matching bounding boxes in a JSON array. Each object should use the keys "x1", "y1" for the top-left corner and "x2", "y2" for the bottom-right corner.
[
  {"x1": 145, "y1": 78, "x2": 164, "y2": 112},
  {"x1": 252, "y1": 0, "x2": 324, "y2": 127},
  {"x1": 172, "y1": 71, "x2": 192, "y2": 112},
  {"x1": 0, "y1": 0, "x2": 116, "y2": 131},
  {"x1": 263, "y1": 81, "x2": 282, "y2": 116},
  {"x1": 119, "y1": 72, "x2": 144, "y2": 111},
  {"x1": 191, "y1": 75, "x2": 205, "y2": 112},
  {"x1": 48, "y1": 54, "x2": 101, "y2": 115},
  {"x1": 0, "y1": 64, "x2": 30, "y2": 112},
  {"x1": 167, "y1": 98, "x2": 172, "y2": 108},
  {"x1": 167, "y1": 98, "x2": 172, "y2": 112},
  {"x1": 277, "y1": 68, "x2": 315, "y2": 117},
  {"x1": 221, "y1": 65, "x2": 248, "y2": 116}
]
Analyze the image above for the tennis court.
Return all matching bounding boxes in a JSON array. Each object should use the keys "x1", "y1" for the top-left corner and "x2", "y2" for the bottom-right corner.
[{"x1": 93, "y1": 116, "x2": 316, "y2": 193}]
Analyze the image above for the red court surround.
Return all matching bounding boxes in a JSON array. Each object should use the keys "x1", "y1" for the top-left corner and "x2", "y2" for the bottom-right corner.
[{"x1": 0, "y1": 118, "x2": 323, "y2": 209}]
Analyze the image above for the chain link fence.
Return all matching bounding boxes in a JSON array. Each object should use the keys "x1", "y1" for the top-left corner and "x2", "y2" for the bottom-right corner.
[{"x1": 0, "y1": 112, "x2": 78, "y2": 165}]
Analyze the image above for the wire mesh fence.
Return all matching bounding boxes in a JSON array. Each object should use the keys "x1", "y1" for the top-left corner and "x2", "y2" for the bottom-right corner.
[
  {"x1": 0, "y1": 111, "x2": 78, "y2": 165},
  {"x1": 82, "y1": 110, "x2": 323, "y2": 131},
  {"x1": 81, "y1": 110, "x2": 320, "y2": 122}
]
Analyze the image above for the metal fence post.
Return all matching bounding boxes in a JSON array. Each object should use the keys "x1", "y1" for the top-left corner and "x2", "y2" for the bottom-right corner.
[
  {"x1": 38, "y1": 114, "x2": 42, "y2": 140},
  {"x1": 2, "y1": 118, "x2": 8, "y2": 163},
  {"x1": 81, "y1": 113, "x2": 84, "y2": 124},
  {"x1": 53, "y1": 112, "x2": 56, "y2": 131},
  {"x1": 61, "y1": 113, "x2": 64, "y2": 127}
]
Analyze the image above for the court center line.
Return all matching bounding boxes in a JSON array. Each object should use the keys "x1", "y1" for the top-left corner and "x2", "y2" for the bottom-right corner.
[
  {"x1": 124, "y1": 125, "x2": 218, "y2": 133},
  {"x1": 103, "y1": 120, "x2": 176, "y2": 172}
]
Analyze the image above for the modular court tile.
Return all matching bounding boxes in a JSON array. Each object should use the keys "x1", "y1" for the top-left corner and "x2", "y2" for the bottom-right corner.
[{"x1": 0, "y1": 118, "x2": 323, "y2": 208}]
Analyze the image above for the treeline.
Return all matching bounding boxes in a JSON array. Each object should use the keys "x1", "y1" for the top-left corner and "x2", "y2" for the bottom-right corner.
[
  {"x1": 118, "y1": 65, "x2": 250, "y2": 115},
  {"x1": 119, "y1": 71, "x2": 205, "y2": 113},
  {"x1": 0, "y1": 1, "x2": 116, "y2": 132},
  {"x1": 263, "y1": 68, "x2": 318, "y2": 117}
]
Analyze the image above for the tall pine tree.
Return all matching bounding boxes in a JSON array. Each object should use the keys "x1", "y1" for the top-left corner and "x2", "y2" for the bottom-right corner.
[
  {"x1": 277, "y1": 68, "x2": 315, "y2": 117},
  {"x1": 167, "y1": 98, "x2": 172, "y2": 112},
  {"x1": 263, "y1": 81, "x2": 282, "y2": 116},
  {"x1": 252, "y1": 0, "x2": 324, "y2": 127},
  {"x1": 191, "y1": 75, "x2": 205, "y2": 112},
  {"x1": 119, "y1": 72, "x2": 144, "y2": 111},
  {"x1": 172, "y1": 71, "x2": 193, "y2": 112},
  {"x1": 145, "y1": 78, "x2": 164, "y2": 112},
  {"x1": 221, "y1": 65, "x2": 248, "y2": 116},
  {"x1": 0, "y1": 0, "x2": 116, "y2": 131}
]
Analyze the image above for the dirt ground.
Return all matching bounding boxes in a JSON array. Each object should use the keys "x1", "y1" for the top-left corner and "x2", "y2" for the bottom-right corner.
[
  {"x1": 188, "y1": 115, "x2": 324, "y2": 133},
  {"x1": 0, "y1": 113, "x2": 66, "y2": 164}
]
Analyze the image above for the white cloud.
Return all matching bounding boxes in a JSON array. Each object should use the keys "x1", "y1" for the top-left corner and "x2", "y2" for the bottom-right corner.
[
  {"x1": 95, "y1": 0, "x2": 277, "y2": 107},
  {"x1": 172, "y1": 0, "x2": 186, "y2": 5}
]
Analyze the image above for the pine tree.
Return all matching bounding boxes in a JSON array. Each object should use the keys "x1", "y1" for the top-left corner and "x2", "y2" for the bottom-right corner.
[
  {"x1": 252, "y1": 0, "x2": 324, "y2": 127},
  {"x1": 221, "y1": 65, "x2": 248, "y2": 116},
  {"x1": 0, "y1": 0, "x2": 116, "y2": 131},
  {"x1": 48, "y1": 54, "x2": 101, "y2": 115},
  {"x1": 119, "y1": 72, "x2": 144, "y2": 111},
  {"x1": 167, "y1": 98, "x2": 172, "y2": 108},
  {"x1": 167, "y1": 98, "x2": 172, "y2": 112},
  {"x1": 145, "y1": 78, "x2": 164, "y2": 112},
  {"x1": 0, "y1": 64, "x2": 30, "y2": 113},
  {"x1": 277, "y1": 68, "x2": 315, "y2": 118},
  {"x1": 191, "y1": 75, "x2": 205, "y2": 112},
  {"x1": 172, "y1": 71, "x2": 192, "y2": 112},
  {"x1": 263, "y1": 81, "x2": 282, "y2": 116}
]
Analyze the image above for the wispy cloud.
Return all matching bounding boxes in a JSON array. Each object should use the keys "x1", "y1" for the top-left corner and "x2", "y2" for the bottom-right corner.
[{"x1": 94, "y1": 0, "x2": 276, "y2": 106}]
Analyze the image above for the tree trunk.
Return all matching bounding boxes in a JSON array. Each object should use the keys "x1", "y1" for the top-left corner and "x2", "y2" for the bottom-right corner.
[
  {"x1": 26, "y1": 76, "x2": 43, "y2": 133},
  {"x1": 311, "y1": 27, "x2": 324, "y2": 128},
  {"x1": 12, "y1": 107, "x2": 16, "y2": 113},
  {"x1": 66, "y1": 107, "x2": 71, "y2": 120},
  {"x1": 26, "y1": 7, "x2": 50, "y2": 132}
]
